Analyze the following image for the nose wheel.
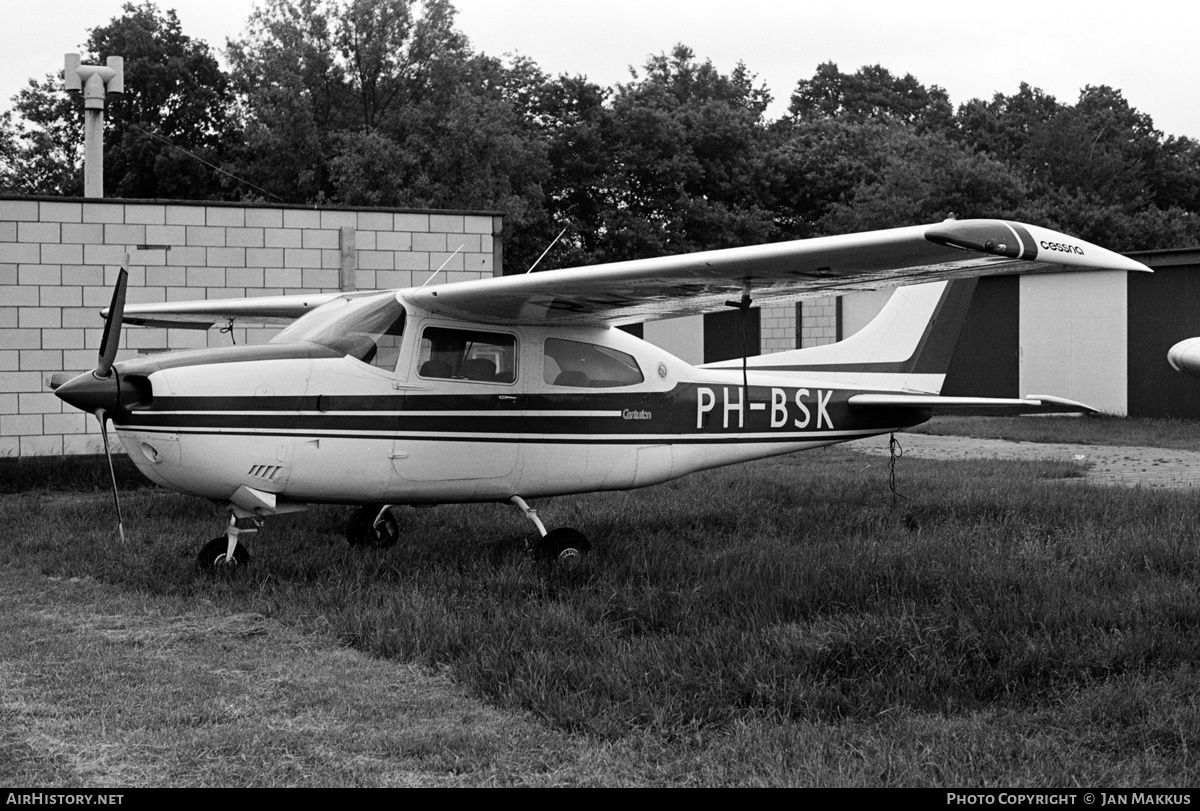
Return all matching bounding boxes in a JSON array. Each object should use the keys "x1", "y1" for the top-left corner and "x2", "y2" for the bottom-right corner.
[
  {"x1": 197, "y1": 511, "x2": 258, "y2": 574},
  {"x1": 197, "y1": 536, "x2": 250, "y2": 571}
]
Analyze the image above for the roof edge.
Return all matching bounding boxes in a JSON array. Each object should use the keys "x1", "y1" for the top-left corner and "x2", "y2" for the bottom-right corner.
[{"x1": 0, "y1": 193, "x2": 506, "y2": 218}]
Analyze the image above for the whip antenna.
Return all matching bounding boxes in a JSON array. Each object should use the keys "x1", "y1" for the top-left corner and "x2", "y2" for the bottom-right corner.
[
  {"x1": 421, "y1": 244, "x2": 465, "y2": 287},
  {"x1": 527, "y1": 228, "x2": 567, "y2": 273}
]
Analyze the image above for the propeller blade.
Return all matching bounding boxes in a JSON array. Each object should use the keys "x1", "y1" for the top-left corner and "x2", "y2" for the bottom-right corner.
[
  {"x1": 96, "y1": 409, "x2": 126, "y2": 543},
  {"x1": 96, "y1": 259, "x2": 129, "y2": 379}
]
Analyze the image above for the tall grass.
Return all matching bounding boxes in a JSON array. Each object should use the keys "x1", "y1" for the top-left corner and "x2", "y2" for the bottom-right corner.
[
  {"x1": 10, "y1": 445, "x2": 1199, "y2": 773},
  {"x1": 0, "y1": 453, "x2": 146, "y2": 494}
]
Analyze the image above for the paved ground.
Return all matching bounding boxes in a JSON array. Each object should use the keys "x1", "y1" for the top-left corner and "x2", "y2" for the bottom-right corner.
[{"x1": 856, "y1": 433, "x2": 1200, "y2": 489}]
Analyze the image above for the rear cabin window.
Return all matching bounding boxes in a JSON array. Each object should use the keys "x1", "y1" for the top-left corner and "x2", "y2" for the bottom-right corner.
[
  {"x1": 417, "y1": 327, "x2": 517, "y2": 383},
  {"x1": 544, "y1": 338, "x2": 644, "y2": 388}
]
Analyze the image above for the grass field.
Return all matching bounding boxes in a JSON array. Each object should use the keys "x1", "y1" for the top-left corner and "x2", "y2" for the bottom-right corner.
[
  {"x1": 2, "y1": 416, "x2": 1198, "y2": 786},
  {"x1": 916, "y1": 413, "x2": 1200, "y2": 452}
]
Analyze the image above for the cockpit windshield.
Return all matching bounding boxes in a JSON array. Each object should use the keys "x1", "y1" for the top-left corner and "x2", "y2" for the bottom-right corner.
[{"x1": 271, "y1": 293, "x2": 406, "y2": 369}]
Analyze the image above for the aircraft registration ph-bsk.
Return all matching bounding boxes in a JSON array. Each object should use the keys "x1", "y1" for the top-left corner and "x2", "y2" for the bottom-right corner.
[{"x1": 52, "y1": 219, "x2": 1150, "y2": 570}]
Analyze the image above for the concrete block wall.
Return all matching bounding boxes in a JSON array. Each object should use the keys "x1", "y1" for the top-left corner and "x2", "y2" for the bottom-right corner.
[
  {"x1": 0, "y1": 196, "x2": 503, "y2": 456},
  {"x1": 798, "y1": 297, "x2": 839, "y2": 347},
  {"x1": 760, "y1": 302, "x2": 797, "y2": 353}
]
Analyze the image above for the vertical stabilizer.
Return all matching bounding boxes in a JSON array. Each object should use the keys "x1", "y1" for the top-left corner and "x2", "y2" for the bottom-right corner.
[{"x1": 705, "y1": 278, "x2": 978, "y2": 393}]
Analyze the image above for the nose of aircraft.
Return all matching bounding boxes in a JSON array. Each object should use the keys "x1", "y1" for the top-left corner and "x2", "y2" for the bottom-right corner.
[
  {"x1": 1168, "y1": 337, "x2": 1200, "y2": 378},
  {"x1": 54, "y1": 370, "x2": 121, "y2": 415}
]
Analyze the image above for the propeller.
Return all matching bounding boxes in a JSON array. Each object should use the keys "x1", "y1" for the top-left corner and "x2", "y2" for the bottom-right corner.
[{"x1": 54, "y1": 256, "x2": 130, "y2": 542}]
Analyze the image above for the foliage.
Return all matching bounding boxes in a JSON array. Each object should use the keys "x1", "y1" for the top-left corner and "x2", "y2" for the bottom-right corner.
[
  {"x1": 957, "y1": 83, "x2": 1200, "y2": 250},
  {"x1": 90, "y1": 2, "x2": 242, "y2": 199},
  {"x1": 0, "y1": 83, "x2": 83, "y2": 196},
  {"x1": 225, "y1": 0, "x2": 551, "y2": 261},
  {"x1": 0, "y1": 2, "x2": 242, "y2": 199},
  {"x1": 533, "y1": 45, "x2": 778, "y2": 266},
  {"x1": 3, "y1": 0, "x2": 1200, "y2": 260},
  {"x1": 789, "y1": 61, "x2": 955, "y2": 134}
]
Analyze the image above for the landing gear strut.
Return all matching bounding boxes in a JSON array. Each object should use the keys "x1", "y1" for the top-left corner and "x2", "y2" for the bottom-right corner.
[
  {"x1": 510, "y1": 496, "x2": 591, "y2": 566},
  {"x1": 197, "y1": 512, "x2": 258, "y2": 573}
]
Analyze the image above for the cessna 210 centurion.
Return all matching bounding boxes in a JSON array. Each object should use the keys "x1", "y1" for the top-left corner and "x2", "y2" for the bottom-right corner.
[{"x1": 52, "y1": 219, "x2": 1150, "y2": 570}]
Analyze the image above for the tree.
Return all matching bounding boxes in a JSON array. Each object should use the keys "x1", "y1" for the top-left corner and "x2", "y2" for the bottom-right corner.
[
  {"x1": 956, "y1": 82, "x2": 1063, "y2": 162},
  {"x1": 227, "y1": 0, "x2": 473, "y2": 203},
  {"x1": 0, "y1": 81, "x2": 84, "y2": 196},
  {"x1": 548, "y1": 44, "x2": 777, "y2": 264},
  {"x1": 957, "y1": 83, "x2": 1200, "y2": 250},
  {"x1": 95, "y1": 2, "x2": 242, "y2": 199},
  {"x1": 815, "y1": 126, "x2": 1034, "y2": 234},
  {"x1": 789, "y1": 62, "x2": 954, "y2": 133},
  {"x1": 0, "y1": 1, "x2": 241, "y2": 199}
]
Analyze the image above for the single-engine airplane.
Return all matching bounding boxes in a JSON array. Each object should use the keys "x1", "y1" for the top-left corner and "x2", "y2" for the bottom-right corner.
[{"x1": 51, "y1": 219, "x2": 1149, "y2": 570}]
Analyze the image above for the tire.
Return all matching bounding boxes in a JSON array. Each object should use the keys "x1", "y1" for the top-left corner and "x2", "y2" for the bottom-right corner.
[
  {"x1": 537, "y1": 527, "x2": 591, "y2": 567},
  {"x1": 197, "y1": 536, "x2": 250, "y2": 573},
  {"x1": 346, "y1": 506, "x2": 375, "y2": 546},
  {"x1": 347, "y1": 505, "x2": 399, "y2": 548}
]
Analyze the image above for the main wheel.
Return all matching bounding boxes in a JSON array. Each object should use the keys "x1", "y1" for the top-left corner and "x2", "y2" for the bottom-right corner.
[
  {"x1": 346, "y1": 505, "x2": 399, "y2": 547},
  {"x1": 197, "y1": 536, "x2": 250, "y2": 573},
  {"x1": 537, "y1": 527, "x2": 591, "y2": 567}
]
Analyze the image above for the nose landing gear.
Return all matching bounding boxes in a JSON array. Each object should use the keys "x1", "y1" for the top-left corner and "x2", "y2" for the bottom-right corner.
[{"x1": 197, "y1": 512, "x2": 259, "y2": 573}]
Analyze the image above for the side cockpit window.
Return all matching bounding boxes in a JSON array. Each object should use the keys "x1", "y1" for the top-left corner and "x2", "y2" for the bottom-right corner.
[
  {"x1": 544, "y1": 338, "x2": 644, "y2": 388},
  {"x1": 418, "y1": 327, "x2": 517, "y2": 384}
]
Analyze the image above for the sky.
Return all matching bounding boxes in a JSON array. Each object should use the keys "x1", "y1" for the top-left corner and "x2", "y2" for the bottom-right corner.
[{"x1": 2, "y1": 0, "x2": 1198, "y2": 139}]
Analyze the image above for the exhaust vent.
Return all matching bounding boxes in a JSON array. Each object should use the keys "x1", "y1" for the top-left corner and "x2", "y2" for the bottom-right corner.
[{"x1": 248, "y1": 464, "x2": 282, "y2": 481}]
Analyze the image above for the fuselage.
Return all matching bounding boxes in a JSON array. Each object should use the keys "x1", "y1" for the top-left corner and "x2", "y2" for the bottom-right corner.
[{"x1": 103, "y1": 292, "x2": 928, "y2": 511}]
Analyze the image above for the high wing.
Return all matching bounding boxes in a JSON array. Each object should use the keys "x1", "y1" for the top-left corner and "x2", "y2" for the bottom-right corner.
[
  {"x1": 115, "y1": 219, "x2": 1150, "y2": 329},
  {"x1": 413, "y1": 219, "x2": 1147, "y2": 326}
]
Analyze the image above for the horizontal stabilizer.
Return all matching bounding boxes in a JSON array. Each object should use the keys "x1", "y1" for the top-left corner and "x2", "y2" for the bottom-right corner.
[{"x1": 849, "y1": 393, "x2": 1097, "y2": 415}]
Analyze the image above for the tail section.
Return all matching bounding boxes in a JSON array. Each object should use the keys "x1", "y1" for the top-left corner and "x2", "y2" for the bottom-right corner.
[{"x1": 705, "y1": 278, "x2": 978, "y2": 394}]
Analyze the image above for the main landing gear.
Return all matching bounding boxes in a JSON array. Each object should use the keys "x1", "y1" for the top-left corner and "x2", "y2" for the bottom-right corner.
[
  {"x1": 510, "y1": 496, "x2": 591, "y2": 567},
  {"x1": 197, "y1": 498, "x2": 589, "y2": 573},
  {"x1": 345, "y1": 505, "x2": 400, "y2": 547}
]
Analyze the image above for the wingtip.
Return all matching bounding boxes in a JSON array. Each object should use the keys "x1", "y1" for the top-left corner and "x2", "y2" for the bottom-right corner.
[{"x1": 925, "y1": 219, "x2": 1155, "y2": 274}]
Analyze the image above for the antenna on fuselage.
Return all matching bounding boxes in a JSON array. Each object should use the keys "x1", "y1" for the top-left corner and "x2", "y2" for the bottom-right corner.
[
  {"x1": 526, "y1": 228, "x2": 567, "y2": 273},
  {"x1": 420, "y1": 244, "x2": 465, "y2": 288}
]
